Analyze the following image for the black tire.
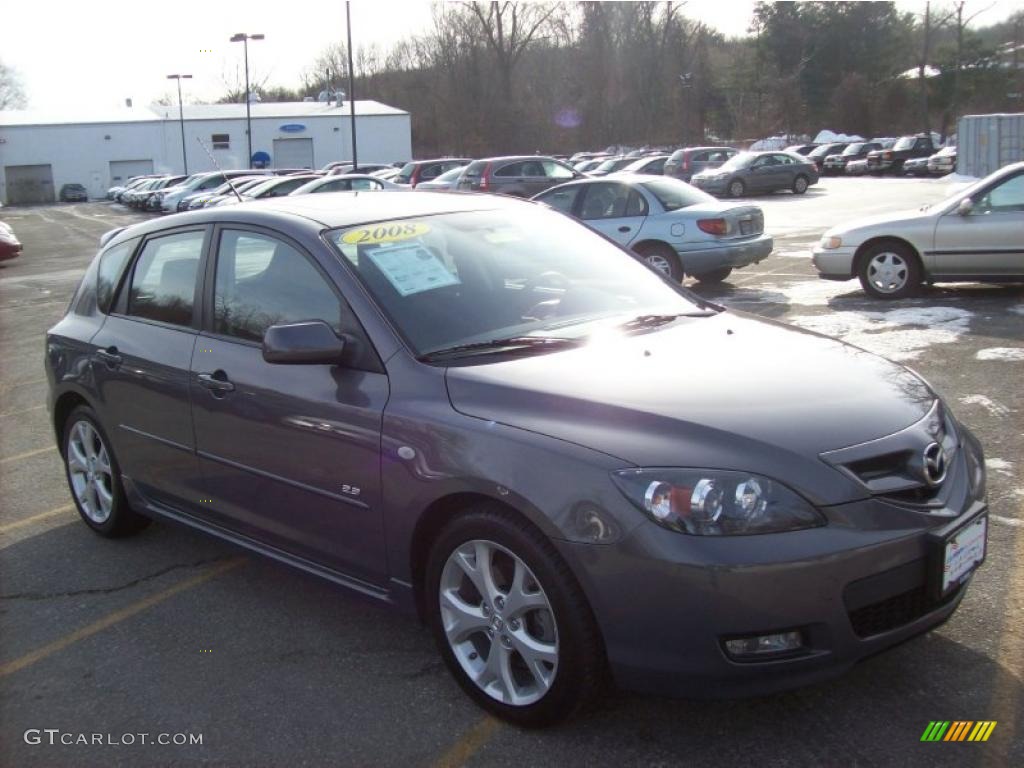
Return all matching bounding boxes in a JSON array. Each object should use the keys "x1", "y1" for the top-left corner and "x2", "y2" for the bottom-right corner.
[
  {"x1": 425, "y1": 505, "x2": 606, "y2": 727},
  {"x1": 62, "y1": 405, "x2": 149, "y2": 537},
  {"x1": 633, "y1": 242, "x2": 683, "y2": 282},
  {"x1": 727, "y1": 178, "x2": 746, "y2": 197},
  {"x1": 695, "y1": 266, "x2": 733, "y2": 283},
  {"x1": 792, "y1": 175, "x2": 809, "y2": 194},
  {"x1": 856, "y1": 241, "x2": 922, "y2": 299}
]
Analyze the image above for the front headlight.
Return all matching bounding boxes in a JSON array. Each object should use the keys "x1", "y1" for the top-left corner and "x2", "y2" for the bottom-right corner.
[
  {"x1": 820, "y1": 235, "x2": 842, "y2": 250},
  {"x1": 612, "y1": 469, "x2": 825, "y2": 535}
]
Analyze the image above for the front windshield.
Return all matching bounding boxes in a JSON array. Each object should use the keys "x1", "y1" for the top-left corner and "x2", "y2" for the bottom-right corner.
[
  {"x1": 640, "y1": 178, "x2": 715, "y2": 210},
  {"x1": 893, "y1": 136, "x2": 916, "y2": 151},
  {"x1": 719, "y1": 152, "x2": 754, "y2": 171},
  {"x1": 594, "y1": 158, "x2": 623, "y2": 173},
  {"x1": 327, "y1": 207, "x2": 707, "y2": 357}
]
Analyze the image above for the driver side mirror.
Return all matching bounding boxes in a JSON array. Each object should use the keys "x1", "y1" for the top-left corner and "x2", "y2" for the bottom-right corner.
[
  {"x1": 262, "y1": 321, "x2": 346, "y2": 365},
  {"x1": 957, "y1": 198, "x2": 974, "y2": 216}
]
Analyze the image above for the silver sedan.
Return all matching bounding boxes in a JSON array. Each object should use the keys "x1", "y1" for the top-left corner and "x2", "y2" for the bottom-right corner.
[
  {"x1": 533, "y1": 174, "x2": 772, "y2": 283},
  {"x1": 813, "y1": 161, "x2": 1024, "y2": 298}
]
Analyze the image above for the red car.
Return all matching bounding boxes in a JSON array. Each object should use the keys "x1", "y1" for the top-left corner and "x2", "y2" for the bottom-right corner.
[{"x1": 0, "y1": 221, "x2": 22, "y2": 261}]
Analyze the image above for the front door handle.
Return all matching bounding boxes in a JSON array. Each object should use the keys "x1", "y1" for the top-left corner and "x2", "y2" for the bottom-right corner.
[
  {"x1": 618, "y1": 226, "x2": 632, "y2": 233},
  {"x1": 197, "y1": 371, "x2": 235, "y2": 395},
  {"x1": 96, "y1": 347, "x2": 122, "y2": 368}
]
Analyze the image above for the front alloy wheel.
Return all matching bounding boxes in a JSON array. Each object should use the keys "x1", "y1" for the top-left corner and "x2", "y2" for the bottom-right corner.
[
  {"x1": 439, "y1": 540, "x2": 558, "y2": 707},
  {"x1": 427, "y1": 508, "x2": 606, "y2": 726}
]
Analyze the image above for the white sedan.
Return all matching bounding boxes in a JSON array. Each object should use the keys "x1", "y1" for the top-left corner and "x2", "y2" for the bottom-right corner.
[
  {"x1": 531, "y1": 174, "x2": 772, "y2": 282},
  {"x1": 290, "y1": 174, "x2": 403, "y2": 195},
  {"x1": 813, "y1": 161, "x2": 1024, "y2": 298}
]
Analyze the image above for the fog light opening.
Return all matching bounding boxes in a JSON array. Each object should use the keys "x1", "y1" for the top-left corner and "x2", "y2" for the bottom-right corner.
[{"x1": 723, "y1": 630, "x2": 805, "y2": 660}]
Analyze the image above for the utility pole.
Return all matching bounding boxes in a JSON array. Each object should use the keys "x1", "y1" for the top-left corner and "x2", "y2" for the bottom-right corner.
[
  {"x1": 166, "y1": 74, "x2": 192, "y2": 174},
  {"x1": 230, "y1": 33, "x2": 264, "y2": 168},
  {"x1": 346, "y1": 2, "x2": 358, "y2": 170}
]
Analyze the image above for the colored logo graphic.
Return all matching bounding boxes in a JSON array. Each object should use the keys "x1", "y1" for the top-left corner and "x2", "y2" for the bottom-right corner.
[{"x1": 920, "y1": 721, "x2": 997, "y2": 742}]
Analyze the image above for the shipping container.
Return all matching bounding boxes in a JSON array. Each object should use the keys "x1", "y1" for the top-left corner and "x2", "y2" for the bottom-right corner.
[{"x1": 957, "y1": 113, "x2": 1024, "y2": 178}]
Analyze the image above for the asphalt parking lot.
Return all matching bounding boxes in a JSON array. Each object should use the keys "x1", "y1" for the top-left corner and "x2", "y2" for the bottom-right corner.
[{"x1": 1, "y1": 177, "x2": 1022, "y2": 767}]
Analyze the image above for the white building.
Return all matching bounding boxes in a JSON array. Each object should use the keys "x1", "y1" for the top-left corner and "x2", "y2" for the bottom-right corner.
[{"x1": 0, "y1": 100, "x2": 412, "y2": 204}]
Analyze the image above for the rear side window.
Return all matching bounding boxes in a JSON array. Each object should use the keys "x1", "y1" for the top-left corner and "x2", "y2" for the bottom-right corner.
[
  {"x1": 214, "y1": 230, "x2": 344, "y2": 342},
  {"x1": 580, "y1": 183, "x2": 636, "y2": 220},
  {"x1": 495, "y1": 162, "x2": 524, "y2": 177},
  {"x1": 127, "y1": 231, "x2": 204, "y2": 327},
  {"x1": 420, "y1": 164, "x2": 442, "y2": 180},
  {"x1": 96, "y1": 240, "x2": 135, "y2": 313}
]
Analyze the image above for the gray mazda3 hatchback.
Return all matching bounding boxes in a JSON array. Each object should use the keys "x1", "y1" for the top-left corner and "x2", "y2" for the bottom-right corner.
[{"x1": 46, "y1": 192, "x2": 988, "y2": 726}]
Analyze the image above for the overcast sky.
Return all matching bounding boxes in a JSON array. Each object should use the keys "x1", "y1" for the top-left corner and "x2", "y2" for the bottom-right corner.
[{"x1": 3, "y1": 0, "x2": 1021, "y2": 112}]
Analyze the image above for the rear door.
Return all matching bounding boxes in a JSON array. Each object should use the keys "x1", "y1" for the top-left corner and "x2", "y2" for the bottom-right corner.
[
  {"x1": 190, "y1": 226, "x2": 389, "y2": 582},
  {"x1": 932, "y1": 170, "x2": 1024, "y2": 277},
  {"x1": 577, "y1": 182, "x2": 647, "y2": 245},
  {"x1": 90, "y1": 227, "x2": 208, "y2": 511}
]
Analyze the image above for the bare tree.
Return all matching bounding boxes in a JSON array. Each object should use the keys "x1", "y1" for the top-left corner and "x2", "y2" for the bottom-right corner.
[{"x1": 0, "y1": 60, "x2": 27, "y2": 110}]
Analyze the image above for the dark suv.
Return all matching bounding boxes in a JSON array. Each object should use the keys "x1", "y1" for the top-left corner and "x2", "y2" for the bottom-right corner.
[
  {"x1": 457, "y1": 156, "x2": 580, "y2": 196},
  {"x1": 396, "y1": 158, "x2": 472, "y2": 187},
  {"x1": 663, "y1": 147, "x2": 738, "y2": 183},
  {"x1": 867, "y1": 134, "x2": 938, "y2": 175}
]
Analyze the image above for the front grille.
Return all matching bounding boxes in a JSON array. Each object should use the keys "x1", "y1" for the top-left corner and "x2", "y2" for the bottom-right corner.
[{"x1": 847, "y1": 584, "x2": 961, "y2": 638}]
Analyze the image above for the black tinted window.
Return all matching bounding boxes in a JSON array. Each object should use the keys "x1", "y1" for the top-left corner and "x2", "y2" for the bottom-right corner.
[
  {"x1": 495, "y1": 162, "x2": 523, "y2": 177},
  {"x1": 97, "y1": 240, "x2": 135, "y2": 313},
  {"x1": 214, "y1": 231, "x2": 343, "y2": 343},
  {"x1": 127, "y1": 232, "x2": 204, "y2": 327}
]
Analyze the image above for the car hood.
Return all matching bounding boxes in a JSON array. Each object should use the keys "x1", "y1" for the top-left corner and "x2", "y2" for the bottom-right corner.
[
  {"x1": 825, "y1": 208, "x2": 935, "y2": 239},
  {"x1": 445, "y1": 312, "x2": 936, "y2": 505}
]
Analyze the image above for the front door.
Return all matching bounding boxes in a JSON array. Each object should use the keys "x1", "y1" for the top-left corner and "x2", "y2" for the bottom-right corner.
[
  {"x1": 577, "y1": 182, "x2": 647, "y2": 246},
  {"x1": 90, "y1": 228, "x2": 208, "y2": 510},
  {"x1": 191, "y1": 227, "x2": 389, "y2": 583},
  {"x1": 932, "y1": 170, "x2": 1024, "y2": 277}
]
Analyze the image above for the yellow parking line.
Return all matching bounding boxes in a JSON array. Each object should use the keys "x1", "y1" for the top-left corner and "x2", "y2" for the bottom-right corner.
[
  {"x1": 0, "y1": 558, "x2": 246, "y2": 678},
  {"x1": 432, "y1": 717, "x2": 500, "y2": 768},
  {"x1": 0, "y1": 503, "x2": 74, "y2": 535},
  {"x1": 0, "y1": 404, "x2": 46, "y2": 419},
  {"x1": 0, "y1": 445, "x2": 56, "y2": 464}
]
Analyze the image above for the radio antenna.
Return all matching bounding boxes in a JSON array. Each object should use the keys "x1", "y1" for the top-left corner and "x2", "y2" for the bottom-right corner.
[{"x1": 194, "y1": 137, "x2": 244, "y2": 202}]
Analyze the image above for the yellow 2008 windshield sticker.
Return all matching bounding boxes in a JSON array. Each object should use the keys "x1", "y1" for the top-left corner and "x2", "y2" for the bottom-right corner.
[{"x1": 341, "y1": 222, "x2": 431, "y2": 246}]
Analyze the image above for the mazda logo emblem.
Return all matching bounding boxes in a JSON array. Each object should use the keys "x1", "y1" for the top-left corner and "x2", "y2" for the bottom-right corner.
[{"x1": 923, "y1": 442, "x2": 947, "y2": 486}]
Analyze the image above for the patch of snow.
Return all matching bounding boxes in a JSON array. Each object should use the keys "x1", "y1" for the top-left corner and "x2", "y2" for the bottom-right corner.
[
  {"x1": 812, "y1": 130, "x2": 865, "y2": 144},
  {"x1": 976, "y1": 347, "x2": 1024, "y2": 362},
  {"x1": 959, "y1": 394, "x2": 1011, "y2": 418},
  {"x1": 757, "y1": 280, "x2": 855, "y2": 307},
  {"x1": 788, "y1": 306, "x2": 973, "y2": 361},
  {"x1": 941, "y1": 172, "x2": 979, "y2": 183},
  {"x1": 985, "y1": 458, "x2": 1014, "y2": 476}
]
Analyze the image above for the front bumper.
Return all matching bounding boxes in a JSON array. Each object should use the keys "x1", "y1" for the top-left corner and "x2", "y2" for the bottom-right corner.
[
  {"x1": 690, "y1": 176, "x2": 728, "y2": 194},
  {"x1": 812, "y1": 245, "x2": 857, "y2": 279},
  {"x1": 557, "y1": 492, "x2": 985, "y2": 698},
  {"x1": 678, "y1": 234, "x2": 773, "y2": 276}
]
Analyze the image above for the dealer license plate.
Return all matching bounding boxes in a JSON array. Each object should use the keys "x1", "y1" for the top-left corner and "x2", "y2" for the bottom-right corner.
[{"x1": 942, "y1": 515, "x2": 987, "y2": 594}]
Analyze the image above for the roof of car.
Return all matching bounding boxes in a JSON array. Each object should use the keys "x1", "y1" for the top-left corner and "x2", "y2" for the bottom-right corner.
[{"x1": 108, "y1": 190, "x2": 524, "y2": 245}]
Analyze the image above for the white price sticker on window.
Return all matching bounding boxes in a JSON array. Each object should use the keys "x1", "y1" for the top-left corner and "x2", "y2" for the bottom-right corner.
[{"x1": 367, "y1": 244, "x2": 460, "y2": 297}]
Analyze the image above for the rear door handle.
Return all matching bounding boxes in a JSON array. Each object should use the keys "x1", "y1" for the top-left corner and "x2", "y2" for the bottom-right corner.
[
  {"x1": 618, "y1": 226, "x2": 632, "y2": 233},
  {"x1": 95, "y1": 347, "x2": 122, "y2": 368},
  {"x1": 197, "y1": 372, "x2": 235, "y2": 394}
]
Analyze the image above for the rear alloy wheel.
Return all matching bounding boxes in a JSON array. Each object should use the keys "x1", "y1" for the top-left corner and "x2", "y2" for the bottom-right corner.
[
  {"x1": 63, "y1": 405, "x2": 149, "y2": 537},
  {"x1": 634, "y1": 243, "x2": 683, "y2": 282},
  {"x1": 728, "y1": 179, "x2": 746, "y2": 197},
  {"x1": 792, "y1": 175, "x2": 809, "y2": 194},
  {"x1": 695, "y1": 267, "x2": 733, "y2": 283},
  {"x1": 427, "y1": 508, "x2": 605, "y2": 726},
  {"x1": 857, "y1": 242, "x2": 922, "y2": 299}
]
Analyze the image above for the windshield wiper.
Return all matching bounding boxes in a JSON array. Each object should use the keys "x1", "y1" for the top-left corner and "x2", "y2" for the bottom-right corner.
[
  {"x1": 618, "y1": 311, "x2": 717, "y2": 331},
  {"x1": 419, "y1": 336, "x2": 579, "y2": 362}
]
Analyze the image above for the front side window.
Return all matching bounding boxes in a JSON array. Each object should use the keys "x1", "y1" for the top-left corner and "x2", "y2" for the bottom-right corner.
[
  {"x1": 328, "y1": 208, "x2": 705, "y2": 356},
  {"x1": 127, "y1": 231, "x2": 204, "y2": 327},
  {"x1": 543, "y1": 160, "x2": 574, "y2": 179},
  {"x1": 975, "y1": 173, "x2": 1024, "y2": 214},
  {"x1": 214, "y1": 230, "x2": 343, "y2": 342}
]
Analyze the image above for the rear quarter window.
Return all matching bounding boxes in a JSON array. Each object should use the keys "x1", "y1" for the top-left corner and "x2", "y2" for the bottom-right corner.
[{"x1": 96, "y1": 240, "x2": 136, "y2": 314}]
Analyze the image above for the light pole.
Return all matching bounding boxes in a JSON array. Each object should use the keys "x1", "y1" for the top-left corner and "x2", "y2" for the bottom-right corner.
[
  {"x1": 166, "y1": 74, "x2": 192, "y2": 174},
  {"x1": 230, "y1": 32, "x2": 264, "y2": 168},
  {"x1": 346, "y1": 2, "x2": 357, "y2": 170}
]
